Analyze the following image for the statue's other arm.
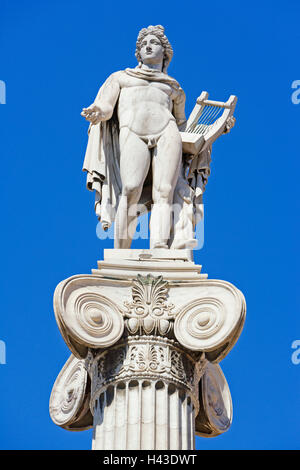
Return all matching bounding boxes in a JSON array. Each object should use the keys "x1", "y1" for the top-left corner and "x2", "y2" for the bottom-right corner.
[
  {"x1": 173, "y1": 88, "x2": 187, "y2": 131},
  {"x1": 81, "y1": 73, "x2": 121, "y2": 125}
]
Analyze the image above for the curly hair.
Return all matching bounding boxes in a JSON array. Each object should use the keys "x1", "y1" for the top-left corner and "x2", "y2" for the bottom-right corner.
[{"x1": 135, "y1": 25, "x2": 173, "y2": 73}]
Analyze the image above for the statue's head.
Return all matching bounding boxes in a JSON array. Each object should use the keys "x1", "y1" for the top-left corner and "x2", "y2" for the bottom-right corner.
[{"x1": 135, "y1": 25, "x2": 173, "y2": 73}]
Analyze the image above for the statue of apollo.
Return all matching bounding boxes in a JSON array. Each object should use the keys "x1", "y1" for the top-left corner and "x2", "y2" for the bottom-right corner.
[{"x1": 81, "y1": 25, "x2": 203, "y2": 249}]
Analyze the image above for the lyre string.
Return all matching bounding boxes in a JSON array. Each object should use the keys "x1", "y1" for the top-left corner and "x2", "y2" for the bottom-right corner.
[{"x1": 194, "y1": 105, "x2": 223, "y2": 135}]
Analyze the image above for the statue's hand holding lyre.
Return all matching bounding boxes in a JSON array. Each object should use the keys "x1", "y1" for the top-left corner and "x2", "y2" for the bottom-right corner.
[{"x1": 81, "y1": 104, "x2": 104, "y2": 125}]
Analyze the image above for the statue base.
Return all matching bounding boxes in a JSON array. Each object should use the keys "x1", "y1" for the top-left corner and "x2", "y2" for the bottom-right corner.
[
  {"x1": 50, "y1": 249, "x2": 246, "y2": 450},
  {"x1": 93, "y1": 248, "x2": 207, "y2": 280}
]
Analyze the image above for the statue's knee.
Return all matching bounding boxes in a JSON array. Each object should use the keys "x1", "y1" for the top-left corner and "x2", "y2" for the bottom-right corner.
[
  {"x1": 122, "y1": 184, "x2": 140, "y2": 200},
  {"x1": 153, "y1": 183, "x2": 173, "y2": 203}
]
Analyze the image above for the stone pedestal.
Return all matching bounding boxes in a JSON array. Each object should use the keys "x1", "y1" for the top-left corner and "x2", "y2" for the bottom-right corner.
[{"x1": 50, "y1": 249, "x2": 246, "y2": 449}]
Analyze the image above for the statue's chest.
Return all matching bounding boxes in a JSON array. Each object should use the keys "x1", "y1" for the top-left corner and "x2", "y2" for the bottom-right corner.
[
  {"x1": 122, "y1": 73, "x2": 173, "y2": 94},
  {"x1": 119, "y1": 82, "x2": 172, "y2": 107}
]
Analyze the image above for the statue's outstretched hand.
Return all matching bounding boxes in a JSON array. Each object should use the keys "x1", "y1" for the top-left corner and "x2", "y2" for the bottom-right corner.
[{"x1": 81, "y1": 104, "x2": 103, "y2": 125}]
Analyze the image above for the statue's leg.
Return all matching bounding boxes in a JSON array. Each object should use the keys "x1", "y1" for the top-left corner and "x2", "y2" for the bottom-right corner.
[
  {"x1": 150, "y1": 122, "x2": 182, "y2": 248},
  {"x1": 114, "y1": 128, "x2": 150, "y2": 248}
]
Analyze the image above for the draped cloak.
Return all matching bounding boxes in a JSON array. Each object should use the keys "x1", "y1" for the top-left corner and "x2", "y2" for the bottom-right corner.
[{"x1": 82, "y1": 66, "x2": 210, "y2": 238}]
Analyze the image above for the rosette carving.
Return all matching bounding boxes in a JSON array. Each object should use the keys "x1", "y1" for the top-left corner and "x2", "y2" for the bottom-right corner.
[{"x1": 49, "y1": 354, "x2": 92, "y2": 430}]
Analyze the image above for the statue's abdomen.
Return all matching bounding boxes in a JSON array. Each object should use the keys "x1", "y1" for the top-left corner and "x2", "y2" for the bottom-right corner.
[{"x1": 118, "y1": 85, "x2": 175, "y2": 136}]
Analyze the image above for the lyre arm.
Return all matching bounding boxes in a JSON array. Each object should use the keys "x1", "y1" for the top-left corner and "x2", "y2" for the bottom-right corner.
[
  {"x1": 182, "y1": 92, "x2": 238, "y2": 155},
  {"x1": 186, "y1": 91, "x2": 209, "y2": 131},
  {"x1": 197, "y1": 95, "x2": 237, "y2": 109},
  {"x1": 187, "y1": 93, "x2": 237, "y2": 131},
  {"x1": 200, "y1": 95, "x2": 237, "y2": 152}
]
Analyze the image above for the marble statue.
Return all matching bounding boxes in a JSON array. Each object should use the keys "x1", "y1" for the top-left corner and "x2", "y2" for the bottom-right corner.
[
  {"x1": 50, "y1": 25, "x2": 245, "y2": 451},
  {"x1": 81, "y1": 25, "x2": 206, "y2": 249}
]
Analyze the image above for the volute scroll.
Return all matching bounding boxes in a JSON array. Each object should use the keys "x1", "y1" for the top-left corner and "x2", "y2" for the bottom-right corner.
[
  {"x1": 49, "y1": 354, "x2": 92, "y2": 431},
  {"x1": 54, "y1": 277, "x2": 125, "y2": 358},
  {"x1": 174, "y1": 281, "x2": 246, "y2": 359}
]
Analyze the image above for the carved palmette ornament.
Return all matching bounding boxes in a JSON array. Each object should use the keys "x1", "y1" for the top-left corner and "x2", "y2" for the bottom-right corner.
[
  {"x1": 123, "y1": 274, "x2": 174, "y2": 336},
  {"x1": 49, "y1": 354, "x2": 92, "y2": 431},
  {"x1": 54, "y1": 277, "x2": 124, "y2": 358},
  {"x1": 124, "y1": 274, "x2": 174, "y2": 318},
  {"x1": 174, "y1": 280, "x2": 246, "y2": 360},
  {"x1": 195, "y1": 362, "x2": 232, "y2": 437}
]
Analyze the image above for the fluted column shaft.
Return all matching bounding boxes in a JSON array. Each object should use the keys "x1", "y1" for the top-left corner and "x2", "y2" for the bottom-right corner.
[
  {"x1": 88, "y1": 335, "x2": 202, "y2": 450},
  {"x1": 92, "y1": 379, "x2": 195, "y2": 450}
]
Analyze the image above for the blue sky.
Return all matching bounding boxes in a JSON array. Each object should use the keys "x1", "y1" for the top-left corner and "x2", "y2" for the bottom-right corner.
[{"x1": 0, "y1": 0, "x2": 299, "y2": 450}]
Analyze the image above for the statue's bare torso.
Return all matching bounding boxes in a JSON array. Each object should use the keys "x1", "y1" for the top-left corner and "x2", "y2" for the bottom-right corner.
[
  {"x1": 95, "y1": 70, "x2": 185, "y2": 139},
  {"x1": 116, "y1": 72, "x2": 176, "y2": 136}
]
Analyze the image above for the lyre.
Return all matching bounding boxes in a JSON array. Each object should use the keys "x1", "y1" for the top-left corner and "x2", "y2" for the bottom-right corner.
[{"x1": 181, "y1": 91, "x2": 237, "y2": 155}]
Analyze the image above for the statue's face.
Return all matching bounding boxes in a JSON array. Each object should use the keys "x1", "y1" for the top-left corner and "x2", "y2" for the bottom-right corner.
[{"x1": 139, "y1": 34, "x2": 164, "y2": 66}]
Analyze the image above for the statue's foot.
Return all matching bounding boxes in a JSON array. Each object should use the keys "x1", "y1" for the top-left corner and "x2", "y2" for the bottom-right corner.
[{"x1": 151, "y1": 242, "x2": 169, "y2": 249}]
